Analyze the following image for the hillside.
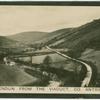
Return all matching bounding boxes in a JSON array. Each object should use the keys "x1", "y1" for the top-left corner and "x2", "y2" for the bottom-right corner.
[
  {"x1": 8, "y1": 31, "x2": 48, "y2": 44},
  {"x1": 41, "y1": 19, "x2": 100, "y2": 74},
  {"x1": 4, "y1": 19, "x2": 100, "y2": 58},
  {"x1": 42, "y1": 19, "x2": 100, "y2": 56},
  {"x1": 7, "y1": 29, "x2": 74, "y2": 45},
  {"x1": 0, "y1": 36, "x2": 18, "y2": 48},
  {"x1": 7, "y1": 19, "x2": 100, "y2": 57},
  {"x1": 0, "y1": 36, "x2": 27, "y2": 55},
  {"x1": 36, "y1": 28, "x2": 73, "y2": 43},
  {"x1": 0, "y1": 64, "x2": 38, "y2": 86}
]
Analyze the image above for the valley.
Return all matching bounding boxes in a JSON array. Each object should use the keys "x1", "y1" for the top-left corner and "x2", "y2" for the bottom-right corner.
[{"x1": 0, "y1": 19, "x2": 100, "y2": 87}]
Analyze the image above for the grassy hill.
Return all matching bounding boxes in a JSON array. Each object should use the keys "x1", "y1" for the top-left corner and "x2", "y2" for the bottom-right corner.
[
  {"x1": 44, "y1": 19, "x2": 100, "y2": 51},
  {"x1": 7, "y1": 29, "x2": 73, "y2": 45},
  {"x1": 0, "y1": 36, "x2": 28, "y2": 55},
  {"x1": 8, "y1": 31, "x2": 48, "y2": 44},
  {"x1": 0, "y1": 36, "x2": 16, "y2": 47},
  {"x1": 36, "y1": 28, "x2": 72, "y2": 43},
  {"x1": 0, "y1": 64, "x2": 38, "y2": 86}
]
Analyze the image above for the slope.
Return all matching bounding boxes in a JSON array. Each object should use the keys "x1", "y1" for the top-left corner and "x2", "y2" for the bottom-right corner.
[{"x1": 8, "y1": 31, "x2": 48, "y2": 44}]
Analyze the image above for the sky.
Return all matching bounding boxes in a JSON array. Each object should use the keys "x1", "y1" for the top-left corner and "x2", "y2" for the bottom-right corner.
[{"x1": 0, "y1": 6, "x2": 100, "y2": 36}]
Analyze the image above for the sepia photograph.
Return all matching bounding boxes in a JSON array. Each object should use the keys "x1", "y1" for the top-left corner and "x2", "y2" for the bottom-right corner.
[{"x1": 0, "y1": 4, "x2": 100, "y2": 91}]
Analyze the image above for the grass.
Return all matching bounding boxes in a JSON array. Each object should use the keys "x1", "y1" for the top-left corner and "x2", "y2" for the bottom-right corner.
[{"x1": 0, "y1": 64, "x2": 38, "y2": 86}]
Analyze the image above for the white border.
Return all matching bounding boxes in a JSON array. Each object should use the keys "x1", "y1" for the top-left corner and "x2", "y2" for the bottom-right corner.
[{"x1": 0, "y1": 87, "x2": 100, "y2": 94}]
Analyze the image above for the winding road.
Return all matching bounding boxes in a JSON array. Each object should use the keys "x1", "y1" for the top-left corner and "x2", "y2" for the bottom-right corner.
[{"x1": 46, "y1": 46, "x2": 92, "y2": 87}]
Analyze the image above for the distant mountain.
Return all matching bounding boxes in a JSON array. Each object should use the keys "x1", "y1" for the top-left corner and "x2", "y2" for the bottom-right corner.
[
  {"x1": 7, "y1": 29, "x2": 74, "y2": 45},
  {"x1": 8, "y1": 31, "x2": 48, "y2": 44},
  {"x1": 35, "y1": 28, "x2": 72, "y2": 44}
]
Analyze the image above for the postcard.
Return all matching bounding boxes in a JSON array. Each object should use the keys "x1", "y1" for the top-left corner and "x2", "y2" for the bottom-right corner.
[{"x1": 0, "y1": 2, "x2": 100, "y2": 98}]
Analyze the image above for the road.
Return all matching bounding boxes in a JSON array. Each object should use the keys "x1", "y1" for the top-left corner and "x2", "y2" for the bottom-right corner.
[{"x1": 46, "y1": 46, "x2": 92, "y2": 87}]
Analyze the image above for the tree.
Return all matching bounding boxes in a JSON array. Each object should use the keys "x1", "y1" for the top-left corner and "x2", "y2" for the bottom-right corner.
[{"x1": 43, "y1": 55, "x2": 53, "y2": 68}]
